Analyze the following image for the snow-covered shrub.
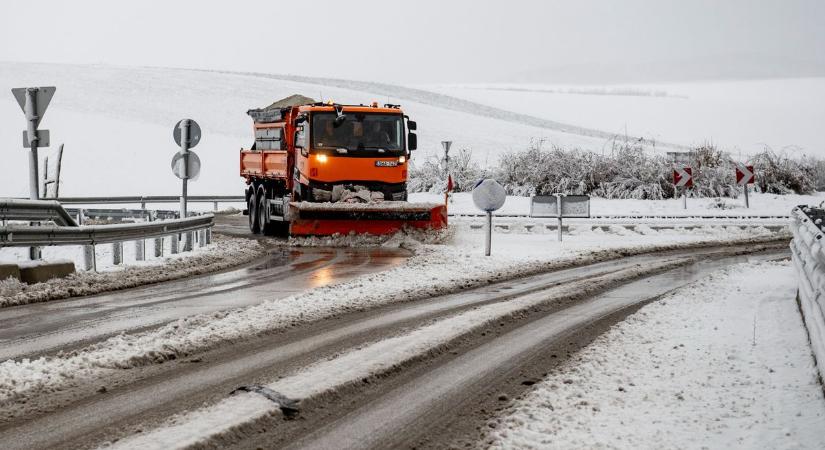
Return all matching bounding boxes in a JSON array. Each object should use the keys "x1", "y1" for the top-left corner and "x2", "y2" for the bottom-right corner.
[
  {"x1": 497, "y1": 139, "x2": 595, "y2": 196},
  {"x1": 408, "y1": 140, "x2": 823, "y2": 198},
  {"x1": 408, "y1": 148, "x2": 487, "y2": 193},
  {"x1": 687, "y1": 144, "x2": 738, "y2": 198},
  {"x1": 592, "y1": 143, "x2": 672, "y2": 199},
  {"x1": 751, "y1": 147, "x2": 815, "y2": 195},
  {"x1": 407, "y1": 157, "x2": 442, "y2": 193}
]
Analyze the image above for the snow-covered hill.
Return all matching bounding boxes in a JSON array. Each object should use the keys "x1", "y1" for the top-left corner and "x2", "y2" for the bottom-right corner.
[
  {"x1": 1, "y1": 63, "x2": 821, "y2": 197},
  {"x1": 422, "y1": 79, "x2": 825, "y2": 157},
  {"x1": 0, "y1": 63, "x2": 628, "y2": 197}
]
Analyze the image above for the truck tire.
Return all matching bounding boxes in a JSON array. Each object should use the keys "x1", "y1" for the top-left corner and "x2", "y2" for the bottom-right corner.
[
  {"x1": 248, "y1": 190, "x2": 260, "y2": 234},
  {"x1": 257, "y1": 189, "x2": 269, "y2": 235}
]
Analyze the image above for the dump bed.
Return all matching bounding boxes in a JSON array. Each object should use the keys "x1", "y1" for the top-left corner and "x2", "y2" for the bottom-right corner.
[{"x1": 240, "y1": 149, "x2": 288, "y2": 180}]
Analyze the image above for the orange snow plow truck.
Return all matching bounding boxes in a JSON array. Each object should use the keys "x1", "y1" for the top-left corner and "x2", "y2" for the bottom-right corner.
[{"x1": 240, "y1": 95, "x2": 447, "y2": 236}]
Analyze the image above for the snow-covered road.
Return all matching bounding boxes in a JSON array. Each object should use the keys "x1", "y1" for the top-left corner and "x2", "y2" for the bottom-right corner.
[
  {"x1": 106, "y1": 246, "x2": 790, "y2": 450},
  {"x1": 0, "y1": 210, "x2": 806, "y2": 449},
  {"x1": 484, "y1": 260, "x2": 825, "y2": 449}
]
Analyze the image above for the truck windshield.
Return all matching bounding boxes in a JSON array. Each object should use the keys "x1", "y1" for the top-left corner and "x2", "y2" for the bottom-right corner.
[{"x1": 312, "y1": 112, "x2": 403, "y2": 152}]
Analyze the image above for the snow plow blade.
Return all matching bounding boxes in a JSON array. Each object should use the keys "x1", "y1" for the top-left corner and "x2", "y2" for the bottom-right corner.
[{"x1": 288, "y1": 202, "x2": 448, "y2": 236}]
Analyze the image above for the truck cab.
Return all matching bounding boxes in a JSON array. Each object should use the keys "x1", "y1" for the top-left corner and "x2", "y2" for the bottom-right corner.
[{"x1": 290, "y1": 103, "x2": 417, "y2": 202}]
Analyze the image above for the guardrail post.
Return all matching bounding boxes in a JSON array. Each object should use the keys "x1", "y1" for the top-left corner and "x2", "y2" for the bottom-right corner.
[
  {"x1": 154, "y1": 237, "x2": 163, "y2": 258},
  {"x1": 170, "y1": 234, "x2": 179, "y2": 254},
  {"x1": 183, "y1": 231, "x2": 194, "y2": 252},
  {"x1": 198, "y1": 229, "x2": 206, "y2": 248},
  {"x1": 205, "y1": 227, "x2": 212, "y2": 245},
  {"x1": 83, "y1": 245, "x2": 96, "y2": 271},
  {"x1": 135, "y1": 239, "x2": 145, "y2": 261},
  {"x1": 112, "y1": 242, "x2": 123, "y2": 265}
]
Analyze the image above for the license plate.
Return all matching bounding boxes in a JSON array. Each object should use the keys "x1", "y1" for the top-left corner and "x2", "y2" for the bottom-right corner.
[{"x1": 375, "y1": 160, "x2": 398, "y2": 167}]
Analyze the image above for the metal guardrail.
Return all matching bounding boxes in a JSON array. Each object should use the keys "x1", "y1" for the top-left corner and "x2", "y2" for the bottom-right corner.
[
  {"x1": 56, "y1": 195, "x2": 245, "y2": 209},
  {"x1": 0, "y1": 199, "x2": 215, "y2": 271},
  {"x1": 64, "y1": 208, "x2": 180, "y2": 222},
  {"x1": 0, "y1": 214, "x2": 213, "y2": 246},
  {"x1": 789, "y1": 205, "x2": 825, "y2": 383},
  {"x1": 0, "y1": 199, "x2": 78, "y2": 226}
]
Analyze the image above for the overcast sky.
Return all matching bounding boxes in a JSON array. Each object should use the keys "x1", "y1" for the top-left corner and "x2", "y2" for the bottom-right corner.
[{"x1": 1, "y1": 0, "x2": 824, "y2": 84}]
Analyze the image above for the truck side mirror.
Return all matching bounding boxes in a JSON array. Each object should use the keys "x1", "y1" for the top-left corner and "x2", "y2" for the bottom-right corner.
[
  {"x1": 408, "y1": 132, "x2": 417, "y2": 151},
  {"x1": 407, "y1": 120, "x2": 417, "y2": 131},
  {"x1": 294, "y1": 125, "x2": 307, "y2": 149}
]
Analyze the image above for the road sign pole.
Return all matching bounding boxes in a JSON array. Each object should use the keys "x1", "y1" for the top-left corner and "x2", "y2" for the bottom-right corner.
[
  {"x1": 556, "y1": 194, "x2": 563, "y2": 242},
  {"x1": 744, "y1": 185, "x2": 749, "y2": 208},
  {"x1": 485, "y1": 211, "x2": 492, "y2": 256},
  {"x1": 179, "y1": 119, "x2": 190, "y2": 218},
  {"x1": 682, "y1": 188, "x2": 687, "y2": 209},
  {"x1": 25, "y1": 88, "x2": 40, "y2": 200},
  {"x1": 472, "y1": 178, "x2": 506, "y2": 256}
]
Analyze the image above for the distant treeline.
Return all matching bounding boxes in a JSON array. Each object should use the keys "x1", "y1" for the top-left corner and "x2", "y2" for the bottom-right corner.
[{"x1": 409, "y1": 139, "x2": 825, "y2": 199}]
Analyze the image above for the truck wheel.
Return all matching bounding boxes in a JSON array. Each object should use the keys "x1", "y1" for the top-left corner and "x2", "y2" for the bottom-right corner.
[
  {"x1": 257, "y1": 190, "x2": 269, "y2": 235},
  {"x1": 248, "y1": 191, "x2": 260, "y2": 234}
]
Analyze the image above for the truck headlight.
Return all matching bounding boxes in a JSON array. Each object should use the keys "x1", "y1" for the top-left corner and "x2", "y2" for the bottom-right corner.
[
  {"x1": 398, "y1": 155, "x2": 406, "y2": 164},
  {"x1": 316, "y1": 154, "x2": 328, "y2": 163}
]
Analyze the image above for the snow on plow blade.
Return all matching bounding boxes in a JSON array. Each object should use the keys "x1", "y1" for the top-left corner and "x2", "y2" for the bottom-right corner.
[{"x1": 288, "y1": 202, "x2": 448, "y2": 236}]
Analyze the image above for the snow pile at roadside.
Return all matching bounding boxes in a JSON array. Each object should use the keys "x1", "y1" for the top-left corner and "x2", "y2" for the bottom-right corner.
[
  {"x1": 484, "y1": 261, "x2": 825, "y2": 449},
  {"x1": 0, "y1": 235, "x2": 265, "y2": 308},
  {"x1": 287, "y1": 225, "x2": 454, "y2": 248},
  {"x1": 0, "y1": 225, "x2": 786, "y2": 416}
]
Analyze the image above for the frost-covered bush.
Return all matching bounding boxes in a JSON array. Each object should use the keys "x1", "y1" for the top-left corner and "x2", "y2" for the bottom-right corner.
[
  {"x1": 497, "y1": 139, "x2": 596, "y2": 196},
  {"x1": 686, "y1": 144, "x2": 738, "y2": 198},
  {"x1": 408, "y1": 140, "x2": 822, "y2": 198},
  {"x1": 751, "y1": 148, "x2": 815, "y2": 195},
  {"x1": 591, "y1": 143, "x2": 672, "y2": 199},
  {"x1": 408, "y1": 148, "x2": 487, "y2": 193}
]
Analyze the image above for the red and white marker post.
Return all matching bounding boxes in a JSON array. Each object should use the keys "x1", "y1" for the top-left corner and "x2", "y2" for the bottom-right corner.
[
  {"x1": 673, "y1": 166, "x2": 693, "y2": 209},
  {"x1": 735, "y1": 163, "x2": 755, "y2": 208}
]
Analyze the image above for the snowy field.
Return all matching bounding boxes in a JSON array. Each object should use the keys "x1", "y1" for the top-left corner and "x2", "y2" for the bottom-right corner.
[
  {"x1": 2, "y1": 63, "x2": 822, "y2": 201},
  {"x1": 484, "y1": 261, "x2": 825, "y2": 449},
  {"x1": 0, "y1": 62, "x2": 610, "y2": 198},
  {"x1": 423, "y1": 78, "x2": 825, "y2": 158}
]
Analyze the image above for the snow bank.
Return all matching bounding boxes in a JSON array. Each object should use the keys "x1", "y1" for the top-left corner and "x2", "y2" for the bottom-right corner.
[
  {"x1": 286, "y1": 225, "x2": 454, "y2": 248},
  {"x1": 484, "y1": 261, "x2": 825, "y2": 449},
  {"x1": 0, "y1": 224, "x2": 786, "y2": 417},
  {"x1": 0, "y1": 235, "x2": 265, "y2": 308}
]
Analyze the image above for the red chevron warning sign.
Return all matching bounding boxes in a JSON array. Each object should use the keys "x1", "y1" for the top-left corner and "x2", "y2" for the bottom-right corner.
[
  {"x1": 673, "y1": 167, "x2": 693, "y2": 188},
  {"x1": 736, "y1": 163, "x2": 754, "y2": 185}
]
